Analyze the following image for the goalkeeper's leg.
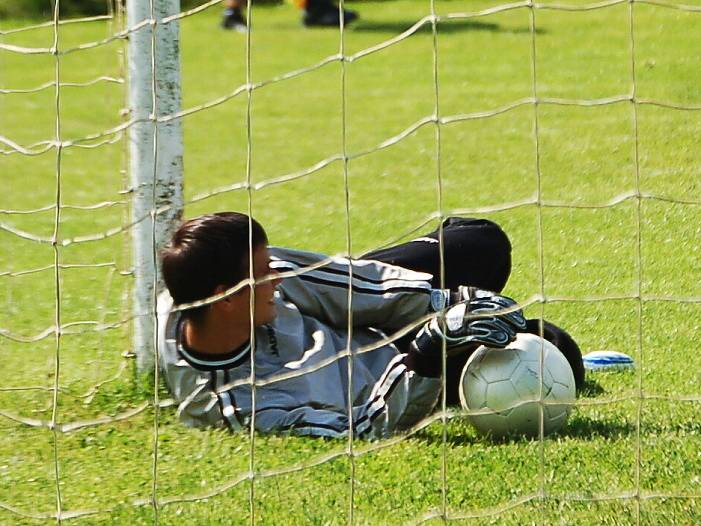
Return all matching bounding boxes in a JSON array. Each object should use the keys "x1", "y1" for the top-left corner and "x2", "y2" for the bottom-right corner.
[
  {"x1": 367, "y1": 216, "x2": 514, "y2": 406},
  {"x1": 362, "y1": 217, "x2": 512, "y2": 293},
  {"x1": 367, "y1": 217, "x2": 584, "y2": 400}
]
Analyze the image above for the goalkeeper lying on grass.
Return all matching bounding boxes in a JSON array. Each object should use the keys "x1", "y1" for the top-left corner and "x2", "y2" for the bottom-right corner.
[{"x1": 157, "y1": 212, "x2": 584, "y2": 439}]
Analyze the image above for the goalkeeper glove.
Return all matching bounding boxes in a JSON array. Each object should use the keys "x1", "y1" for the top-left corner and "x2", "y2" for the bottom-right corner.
[{"x1": 413, "y1": 287, "x2": 526, "y2": 356}]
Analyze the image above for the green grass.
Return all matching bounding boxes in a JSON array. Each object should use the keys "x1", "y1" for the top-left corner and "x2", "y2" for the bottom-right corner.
[{"x1": 1, "y1": 0, "x2": 700, "y2": 524}]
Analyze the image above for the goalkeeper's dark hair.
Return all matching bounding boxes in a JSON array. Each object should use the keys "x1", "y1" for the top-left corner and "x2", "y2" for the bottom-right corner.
[{"x1": 161, "y1": 212, "x2": 268, "y2": 323}]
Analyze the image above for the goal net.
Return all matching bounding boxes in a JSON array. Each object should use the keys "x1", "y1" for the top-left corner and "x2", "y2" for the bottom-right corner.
[{"x1": 1, "y1": 0, "x2": 699, "y2": 523}]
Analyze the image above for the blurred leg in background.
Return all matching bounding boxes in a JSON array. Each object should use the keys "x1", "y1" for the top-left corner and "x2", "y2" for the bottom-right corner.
[
  {"x1": 221, "y1": 0, "x2": 248, "y2": 31},
  {"x1": 221, "y1": 0, "x2": 359, "y2": 30}
]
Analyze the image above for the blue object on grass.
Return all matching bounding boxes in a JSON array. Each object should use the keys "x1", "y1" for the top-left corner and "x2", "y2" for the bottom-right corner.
[{"x1": 583, "y1": 350, "x2": 635, "y2": 371}]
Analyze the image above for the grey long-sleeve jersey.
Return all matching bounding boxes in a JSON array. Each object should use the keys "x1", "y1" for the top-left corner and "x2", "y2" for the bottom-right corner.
[{"x1": 157, "y1": 247, "x2": 443, "y2": 439}]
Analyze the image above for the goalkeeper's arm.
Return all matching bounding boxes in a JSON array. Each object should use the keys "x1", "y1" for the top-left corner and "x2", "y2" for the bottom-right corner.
[{"x1": 411, "y1": 287, "x2": 527, "y2": 356}]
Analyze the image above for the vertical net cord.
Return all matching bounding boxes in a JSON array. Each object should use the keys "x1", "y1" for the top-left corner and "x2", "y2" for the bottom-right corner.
[
  {"x1": 107, "y1": 0, "x2": 115, "y2": 25},
  {"x1": 50, "y1": 0, "x2": 64, "y2": 522},
  {"x1": 244, "y1": 0, "x2": 257, "y2": 522},
  {"x1": 527, "y1": 1, "x2": 547, "y2": 521},
  {"x1": 117, "y1": 0, "x2": 131, "y2": 345},
  {"x1": 627, "y1": 2, "x2": 643, "y2": 524},
  {"x1": 337, "y1": 2, "x2": 356, "y2": 525},
  {"x1": 93, "y1": 0, "x2": 116, "y2": 381},
  {"x1": 428, "y1": 0, "x2": 447, "y2": 522},
  {"x1": 148, "y1": 0, "x2": 161, "y2": 520}
]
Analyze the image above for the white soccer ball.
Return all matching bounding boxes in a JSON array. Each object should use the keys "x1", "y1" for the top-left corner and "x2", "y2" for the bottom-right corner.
[{"x1": 459, "y1": 333, "x2": 576, "y2": 438}]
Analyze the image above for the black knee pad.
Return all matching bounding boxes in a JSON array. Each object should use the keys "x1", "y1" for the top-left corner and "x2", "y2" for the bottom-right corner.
[
  {"x1": 441, "y1": 217, "x2": 513, "y2": 292},
  {"x1": 524, "y1": 319, "x2": 585, "y2": 393},
  {"x1": 442, "y1": 217, "x2": 511, "y2": 252}
]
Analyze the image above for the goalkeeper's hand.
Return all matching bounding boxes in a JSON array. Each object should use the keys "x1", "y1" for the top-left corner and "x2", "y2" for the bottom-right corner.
[
  {"x1": 413, "y1": 288, "x2": 526, "y2": 356},
  {"x1": 453, "y1": 286, "x2": 527, "y2": 333}
]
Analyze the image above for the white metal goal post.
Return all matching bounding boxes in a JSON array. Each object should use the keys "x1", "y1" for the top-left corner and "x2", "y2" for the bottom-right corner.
[{"x1": 126, "y1": 0, "x2": 184, "y2": 373}]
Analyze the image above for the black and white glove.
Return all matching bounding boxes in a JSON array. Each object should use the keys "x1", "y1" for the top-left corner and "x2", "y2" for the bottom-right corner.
[
  {"x1": 413, "y1": 287, "x2": 526, "y2": 356},
  {"x1": 454, "y1": 286, "x2": 527, "y2": 332}
]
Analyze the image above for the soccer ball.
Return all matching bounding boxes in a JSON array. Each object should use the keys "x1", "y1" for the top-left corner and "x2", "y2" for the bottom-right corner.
[{"x1": 459, "y1": 333, "x2": 576, "y2": 438}]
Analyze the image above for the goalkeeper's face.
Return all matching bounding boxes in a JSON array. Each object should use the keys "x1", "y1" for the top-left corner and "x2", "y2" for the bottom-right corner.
[{"x1": 249, "y1": 245, "x2": 281, "y2": 325}]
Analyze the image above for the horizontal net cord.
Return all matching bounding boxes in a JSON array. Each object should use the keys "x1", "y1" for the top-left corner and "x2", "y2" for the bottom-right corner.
[
  {"x1": 0, "y1": 361, "x2": 129, "y2": 401},
  {"x1": 4, "y1": 90, "x2": 701, "y2": 160},
  {"x1": 407, "y1": 491, "x2": 701, "y2": 525},
  {"x1": 1, "y1": 489, "x2": 697, "y2": 524},
  {"x1": 2, "y1": 188, "x2": 699, "y2": 248},
  {"x1": 0, "y1": 15, "x2": 113, "y2": 36},
  {"x1": 443, "y1": 0, "x2": 701, "y2": 14},
  {"x1": 0, "y1": 129, "x2": 124, "y2": 157},
  {"x1": 406, "y1": 494, "x2": 536, "y2": 526},
  {"x1": 5, "y1": 312, "x2": 701, "y2": 440},
  {"x1": 0, "y1": 18, "x2": 150, "y2": 56},
  {"x1": 154, "y1": 448, "x2": 358, "y2": 507},
  {"x1": 162, "y1": 0, "x2": 223, "y2": 24},
  {"x1": 0, "y1": 0, "x2": 697, "y2": 59},
  {"x1": 545, "y1": 294, "x2": 701, "y2": 303},
  {"x1": 0, "y1": 261, "x2": 128, "y2": 278},
  {"x1": 3, "y1": 31, "x2": 701, "y2": 154},
  {"x1": 157, "y1": 56, "x2": 342, "y2": 125},
  {"x1": 633, "y1": 0, "x2": 701, "y2": 11},
  {"x1": 0, "y1": 398, "x2": 176, "y2": 433},
  {"x1": 0, "y1": 317, "x2": 132, "y2": 343},
  {"x1": 0, "y1": 404, "x2": 149, "y2": 431},
  {"x1": 0, "y1": 196, "x2": 130, "y2": 216},
  {"x1": 0, "y1": 76, "x2": 124, "y2": 95},
  {"x1": 0, "y1": 209, "x2": 143, "y2": 246},
  {"x1": 0, "y1": 501, "x2": 95, "y2": 522},
  {"x1": 440, "y1": 95, "x2": 701, "y2": 124},
  {"x1": 188, "y1": 155, "x2": 344, "y2": 206}
]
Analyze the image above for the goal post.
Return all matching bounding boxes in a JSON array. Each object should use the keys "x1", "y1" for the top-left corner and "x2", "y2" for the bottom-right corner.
[{"x1": 126, "y1": 0, "x2": 184, "y2": 373}]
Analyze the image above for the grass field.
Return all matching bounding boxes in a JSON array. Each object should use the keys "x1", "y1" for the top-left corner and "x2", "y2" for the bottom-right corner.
[{"x1": 1, "y1": 0, "x2": 700, "y2": 523}]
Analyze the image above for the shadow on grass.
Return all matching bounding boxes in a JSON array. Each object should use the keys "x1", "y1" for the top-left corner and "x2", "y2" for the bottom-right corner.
[
  {"x1": 559, "y1": 413, "x2": 635, "y2": 440},
  {"x1": 350, "y1": 19, "x2": 546, "y2": 35},
  {"x1": 413, "y1": 413, "x2": 636, "y2": 447},
  {"x1": 579, "y1": 377, "x2": 606, "y2": 398},
  {"x1": 413, "y1": 378, "x2": 634, "y2": 446}
]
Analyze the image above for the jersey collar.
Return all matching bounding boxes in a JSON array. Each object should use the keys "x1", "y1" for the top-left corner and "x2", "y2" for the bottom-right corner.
[{"x1": 176, "y1": 317, "x2": 251, "y2": 371}]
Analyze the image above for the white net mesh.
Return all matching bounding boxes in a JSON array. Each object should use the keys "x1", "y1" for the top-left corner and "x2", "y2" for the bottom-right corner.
[{"x1": 1, "y1": 0, "x2": 700, "y2": 523}]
